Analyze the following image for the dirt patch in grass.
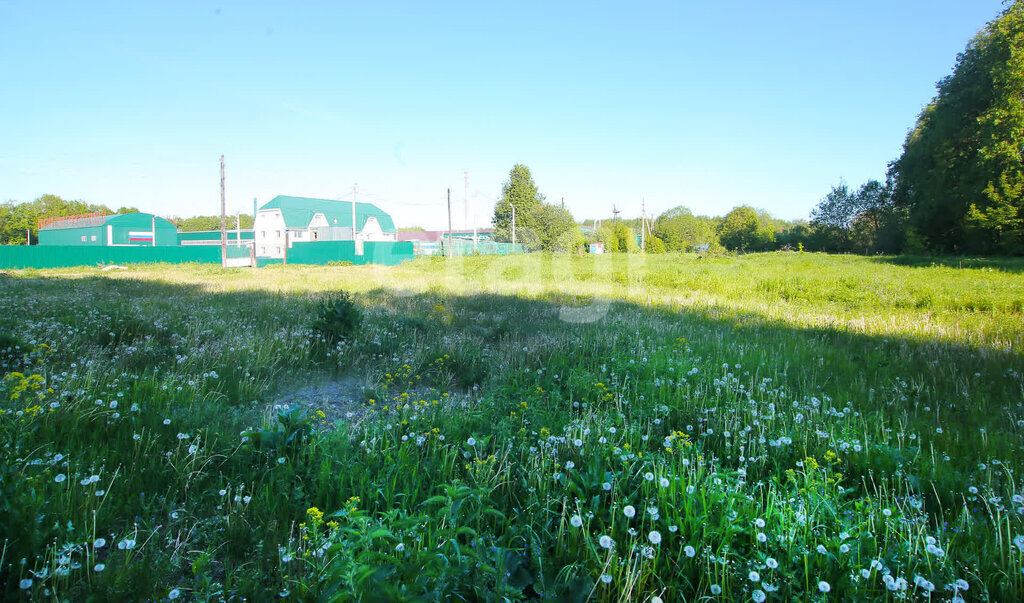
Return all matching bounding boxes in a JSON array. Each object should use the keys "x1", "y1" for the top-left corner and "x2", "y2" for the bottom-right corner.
[{"x1": 270, "y1": 374, "x2": 368, "y2": 429}]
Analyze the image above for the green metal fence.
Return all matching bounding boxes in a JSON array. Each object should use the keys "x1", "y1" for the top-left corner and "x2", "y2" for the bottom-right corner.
[
  {"x1": 441, "y1": 241, "x2": 524, "y2": 256},
  {"x1": 225, "y1": 245, "x2": 253, "y2": 259},
  {"x1": 0, "y1": 241, "x2": 413, "y2": 269},
  {"x1": 284, "y1": 241, "x2": 413, "y2": 266},
  {"x1": 362, "y1": 241, "x2": 415, "y2": 265},
  {"x1": 0, "y1": 246, "x2": 221, "y2": 269}
]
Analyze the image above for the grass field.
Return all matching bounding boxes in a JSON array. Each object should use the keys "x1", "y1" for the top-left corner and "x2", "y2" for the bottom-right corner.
[{"x1": 1, "y1": 252, "x2": 1023, "y2": 601}]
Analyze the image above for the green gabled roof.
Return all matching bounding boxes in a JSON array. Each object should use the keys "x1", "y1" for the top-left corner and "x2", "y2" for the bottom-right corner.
[{"x1": 259, "y1": 195, "x2": 396, "y2": 232}]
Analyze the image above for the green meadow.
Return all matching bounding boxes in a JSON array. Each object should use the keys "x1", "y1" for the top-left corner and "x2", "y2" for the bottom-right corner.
[{"x1": 1, "y1": 252, "x2": 1023, "y2": 601}]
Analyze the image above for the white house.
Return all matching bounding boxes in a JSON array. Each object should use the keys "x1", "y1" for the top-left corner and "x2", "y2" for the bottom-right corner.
[{"x1": 253, "y1": 195, "x2": 398, "y2": 258}]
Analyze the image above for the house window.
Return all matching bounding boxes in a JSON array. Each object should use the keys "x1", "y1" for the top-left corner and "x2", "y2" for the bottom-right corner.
[
  {"x1": 90, "y1": 235, "x2": 97, "y2": 242},
  {"x1": 261, "y1": 231, "x2": 266, "y2": 238},
  {"x1": 81, "y1": 235, "x2": 87, "y2": 242},
  {"x1": 276, "y1": 230, "x2": 281, "y2": 238}
]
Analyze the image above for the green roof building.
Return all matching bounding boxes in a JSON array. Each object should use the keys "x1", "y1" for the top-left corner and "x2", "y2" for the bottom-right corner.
[
  {"x1": 38, "y1": 213, "x2": 179, "y2": 247},
  {"x1": 253, "y1": 195, "x2": 397, "y2": 259}
]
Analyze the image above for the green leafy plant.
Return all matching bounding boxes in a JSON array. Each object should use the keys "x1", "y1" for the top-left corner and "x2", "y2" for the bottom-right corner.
[{"x1": 313, "y1": 292, "x2": 362, "y2": 344}]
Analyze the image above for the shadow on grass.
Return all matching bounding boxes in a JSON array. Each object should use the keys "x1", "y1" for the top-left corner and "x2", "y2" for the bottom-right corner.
[
  {"x1": 870, "y1": 254, "x2": 1024, "y2": 273},
  {"x1": 2, "y1": 269, "x2": 1024, "y2": 598}
]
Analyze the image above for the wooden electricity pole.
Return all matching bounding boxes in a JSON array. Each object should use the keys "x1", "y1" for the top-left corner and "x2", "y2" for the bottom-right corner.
[
  {"x1": 447, "y1": 188, "x2": 453, "y2": 258},
  {"x1": 352, "y1": 183, "x2": 359, "y2": 255},
  {"x1": 641, "y1": 198, "x2": 646, "y2": 252},
  {"x1": 220, "y1": 155, "x2": 227, "y2": 267}
]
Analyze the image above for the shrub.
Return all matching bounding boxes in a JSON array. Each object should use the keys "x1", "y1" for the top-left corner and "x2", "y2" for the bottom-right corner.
[{"x1": 313, "y1": 292, "x2": 362, "y2": 344}]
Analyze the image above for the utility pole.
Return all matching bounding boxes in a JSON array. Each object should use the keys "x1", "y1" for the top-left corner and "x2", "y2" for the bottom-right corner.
[
  {"x1": 352, "y1": 183, "x2": 360, "y2": 255},
  {"x1": 464, "y1": 170, "x2": 469, "y2": 230},
  {"x1": 236, "y1": 212, "x2": 241, "y2": 245},
  {"x1": 447, "y1": 188, "x2": 454, "y2": 259},
  {"x1": 26, "y1": 228, "x2": 30, "y2": 245},
  {"x1": 641, "y1": 198, "x2": 646, "y2": 252},
  {"x1": 511, "y1": 203, "x2": 516, "y2": 249},
  {"x1": 561, "y1": 196, "x2": 565, "y2": 210},
  {"x1": 220, "y1": 155, "x2": 226, "y2": 267}
]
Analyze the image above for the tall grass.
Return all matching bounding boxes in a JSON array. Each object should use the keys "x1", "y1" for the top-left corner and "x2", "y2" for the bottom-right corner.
[{"x1": 0, "y1": 252, "x2": 1021, "y2": 600}]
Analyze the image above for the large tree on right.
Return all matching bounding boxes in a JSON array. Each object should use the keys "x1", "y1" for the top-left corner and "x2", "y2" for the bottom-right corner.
[{"x1": 891, "y1": 1, "x2": 1024, "y2": 254}]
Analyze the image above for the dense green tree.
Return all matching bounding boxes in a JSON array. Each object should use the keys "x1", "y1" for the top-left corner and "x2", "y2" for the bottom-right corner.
[
  {"x1": 490, "y1": 164, "x2": 583, "y2": 251},
  {"x1": 646, "y1": 236, "x2": 667, "y2": 254},
  {"x1": 776, "y1": 221, "x2": 813, "y2": 250},
  {"x1": 595, "y1": 222, "x2": 638, "y2": 253},
  {"x1": 0, "y1": 195, "x2": 114, "y2": 244},
  {"x1": 652, "y1": 206, "x2": 719, "y2": 251},
  {"x1": 718, "y1": 206, "x2": 775, "y2": 251},
  {"x1": 810, "y1": 180, "x2": 905, "y2": 253},
  {"x1": 891, "y1": 1, "x2": 1024, "y2": 254},
  {"x1": 532, "y1": 203, "x2": 582, "y2": 252},
  {"x1": 177, "y1": 215, "x2": 254, "y2": 231},
  {"x1": 492, "y1": 164, "x2": 544, "y2": 243}
]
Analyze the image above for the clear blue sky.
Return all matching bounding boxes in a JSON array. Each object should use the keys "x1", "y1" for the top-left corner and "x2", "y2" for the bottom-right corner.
[{"x1": 0, "y1": 0, "x2": 1008, "y2": 229}]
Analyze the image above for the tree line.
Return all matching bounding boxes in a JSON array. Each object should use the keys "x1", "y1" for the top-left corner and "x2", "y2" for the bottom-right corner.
[
  {"x1": 810, "y1": 1, "x2": 1024, "y2": 256},
  {"x1": 490, "y1": 164, "x2": 818, "y2": 254},
  {"x1": 0, "y1": 194, "x2": 253, "y2": 245}
]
